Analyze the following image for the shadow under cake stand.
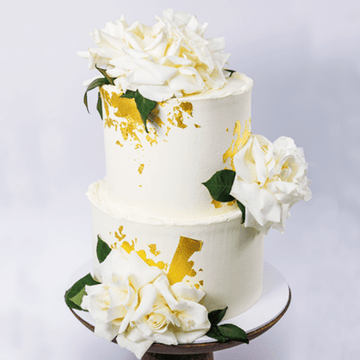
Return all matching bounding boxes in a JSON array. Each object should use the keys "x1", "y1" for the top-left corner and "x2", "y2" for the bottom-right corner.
[{"x1": 70, "y1": 262, "x2": 291, "y2": 360}]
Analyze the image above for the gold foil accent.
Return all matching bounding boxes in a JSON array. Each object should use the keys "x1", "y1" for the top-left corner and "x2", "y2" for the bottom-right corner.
[
  {"x1": 166, "y1": 102, "x2": 193, "y2": 132},
  {"x1": 121, "y1": 240, "x2": 135, "y2": 253},
  {"x1": 149, "y1": 244, "x2": 161, "y2": 257},
  {"x1": 114, "y1": 228, "x2": 166, "y2": 271},
  {"x1": 138, "y1": 164, "x2": 145, "y2": 174},
  {"x1": 145, "y1": 130, "x2": 158, "y2": 146},
  {"x1": 223, "y1": 118, "x2": 252, "y2": 170},
  {"x1": 115, "y1": 226, "x2": 126, "y2": 242},
  {"x1": 242, "y1": 117, "x2": 251, "y2": 146},
  {"x1": 167, "y1": 236, "x2": 203, "y2": 285},
  {"x1": 172, "y1": 106, "x2": 188, "y2": 129},
  {"x1": 211, "y1": 199, "x2": 223, "y2": 209},
  {"x1": 148, "y1": 107, "x2": 165, "y2": 127},
  {"x1": 194, "y1": 124, "x2": 201, "y2": 128},
  {"x1": 194, "y1": 281, "x2": 204, "y2": 290},
  {"x1": 111, "y1": 226, "x2": 203, "y2": 280},
  {"x1": 101, "y1": 88, "x2": 160, "y2": 148},
  {"x1": 179, "y1": 102, "x2": 193, "y2": 117},
  {"x1": 212, "y1": 198, "x2": 236, "y2": 209},
  {"x1": 137, "y1": 250, "x2": 166, "y2": 270}
]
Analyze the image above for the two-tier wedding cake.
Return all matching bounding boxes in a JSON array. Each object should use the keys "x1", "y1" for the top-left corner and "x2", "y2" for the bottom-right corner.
[{"x1": 66, "y1": 10, "x2": 311, "y2": 359}]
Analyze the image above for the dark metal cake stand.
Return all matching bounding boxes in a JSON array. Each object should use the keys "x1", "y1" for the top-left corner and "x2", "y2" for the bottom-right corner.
[
  {"x1": 71, "y1": 287, "x2": 290, "y2": 359},
  {"x1": 69, "y1": 263, "x2": 291, "y2": 359}
]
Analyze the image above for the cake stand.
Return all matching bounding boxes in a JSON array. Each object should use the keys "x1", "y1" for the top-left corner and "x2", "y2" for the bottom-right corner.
[{"x1": 69, "y1": 262, "x2": 291, "y2": 360}]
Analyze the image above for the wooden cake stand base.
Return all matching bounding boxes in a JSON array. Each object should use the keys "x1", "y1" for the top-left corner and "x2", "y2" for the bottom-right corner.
[{"x1": 69, "y1": 263, "x2": 291, "y2": 360}]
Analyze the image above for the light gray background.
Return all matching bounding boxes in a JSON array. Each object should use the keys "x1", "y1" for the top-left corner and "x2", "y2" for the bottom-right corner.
[{"x1": 1, "y1": 0, "x2": 359, "y2": 358}]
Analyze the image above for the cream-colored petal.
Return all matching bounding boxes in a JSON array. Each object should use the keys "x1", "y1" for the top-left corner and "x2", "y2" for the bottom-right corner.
[{"x1": 131, "y1": 284, "x2": 157, "y2": 322}]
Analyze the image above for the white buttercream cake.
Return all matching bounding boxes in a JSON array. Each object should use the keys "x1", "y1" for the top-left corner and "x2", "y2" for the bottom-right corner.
[
  {"x1": 87, "y1": 71, "x2": 264, "y2": 319},
  {"x1": 70, "y1": 9, "x2": 311, "y2": 358}
]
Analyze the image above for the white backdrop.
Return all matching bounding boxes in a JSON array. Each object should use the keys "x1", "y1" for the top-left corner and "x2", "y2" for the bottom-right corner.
[{"x1": 1, "y1": 0, "x2": 359, "y2": 358}]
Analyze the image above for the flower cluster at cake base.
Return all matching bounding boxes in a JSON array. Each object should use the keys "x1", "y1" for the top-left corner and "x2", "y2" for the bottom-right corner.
[
  {"x1": 65, "y1": 238, "x2": 210, "y2": 359},
  {"x1": 203, "y1": 134, "x2": 312, "y2": 234},
  {"x1": 84, "y1": 251, "x2": 209, "y2": 358}
]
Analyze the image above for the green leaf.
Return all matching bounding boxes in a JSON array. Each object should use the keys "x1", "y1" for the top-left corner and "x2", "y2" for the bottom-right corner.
[
  {"x1": 120, "y1": 90, "x2": 137, "y2": 99},
  {"x1": 120, "y1": 90, "x2": 156, "y2": 133},
  {"x1": 218, "y1": 324, "x2": 249, "y2": 344},
  {"x1": 206, "y1": 307, "x2": 248, "y2": 344},
  {"x1": 95, "y1": 64, "x2": 115, "y2": 85},
  {"x1": 134, "y1": 90, "x2": 157, "y2": 133},
  {"x1": 96, "y1": 235, "x2": 112, "y2": 263},
  {"x1": 208, "y1": 307, "x2": 228, "y2": 326},
  {"x1": 237, "y1": 200, "x2": 246, "y2": 224},
  {"x1": 202, "y1": 170, "x2": 236, "y2": 203},
  {"x1": 83, "y1": 77, "x2": 110, "y2": 114},
  {"x1": 206, "y1": 325, "x2": 227, "y2": 343},
  {"x1": 69, "y1": 287, "x2": 87, "y2": 309},
  {"x1": 225, "y1": 69, "x2": 236, "y2": 77},
  {"x1": 97, "y1": 92, "x2": 103, "y2": 119},
  {"x1": 64, "y1": 273, "x2": 100, "y2": 310}
]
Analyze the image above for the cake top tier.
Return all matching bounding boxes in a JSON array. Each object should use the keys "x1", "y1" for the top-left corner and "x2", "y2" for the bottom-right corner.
[{"x1": 78, "y1": 9, "x2": 231, "y2": 102}]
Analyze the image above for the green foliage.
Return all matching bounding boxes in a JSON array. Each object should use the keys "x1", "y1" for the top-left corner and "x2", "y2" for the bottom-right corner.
[
  {"x1": 202, "y1": 170, "x2": 236, "y2": 202},
  {"x1": 82, "y1": 65, "x2": 115, "y2": 119},
  {"x1": 64, "y1": 273, "x2": 100, "y2": 310},
  {"x1": 96, "y1": 235, "x2": 112, "y2": 264},
  {"x1": 120, "y1": 90, "x2": 157, "y2": 133},
  {"x1": 237, "y1": 200, "x2": 246, "y2": 224},
  {"x1": 203, "y1": 169, "x2": 246, "y2": 224},
  {"x1": 208, "y1": 307, "x2": 228, "y2": 325},
  {"x1": 224, "y1": 69, "x2": 236, "y2": 77},
  {"x1": 83, "y1": 77, "x2": 110, "y2": 116},
  {"x1": 206, "y1": 307, "x2": 249, "y2": 344},
  {"x1": 95, "y1": 64, "x2": 115, "y2": 85}
]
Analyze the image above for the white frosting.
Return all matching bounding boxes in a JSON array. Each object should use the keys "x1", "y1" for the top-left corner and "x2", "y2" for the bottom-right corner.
[
  {"x1": 89, "y1": 192, "x2": 264, "y2": 321},
  {"x1": 78, "y1": 9, "x2": 232, "y2": 101},
  {"x1": 87, "y1": 179, "x2": 241, "y2": 225},
  {"x1": 102, "y1": 73, "x2": 252, "y2": 219}
]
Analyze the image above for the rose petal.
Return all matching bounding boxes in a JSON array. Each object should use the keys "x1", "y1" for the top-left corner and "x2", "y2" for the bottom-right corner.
[{"x1": 131, "y1": 284, "x2": 158, "y2": 322}]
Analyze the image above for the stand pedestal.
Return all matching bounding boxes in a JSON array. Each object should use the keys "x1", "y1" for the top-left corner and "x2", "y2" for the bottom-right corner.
[
  {"x1": 143, "y1": 353, "x2": 213, "y2": 360},
  {"x1": 69, "y1": 262, "x2": 291, "y2": 359}
]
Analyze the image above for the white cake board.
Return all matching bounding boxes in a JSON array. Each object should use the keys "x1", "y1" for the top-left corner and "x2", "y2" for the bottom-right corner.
[{"x1": 69, "y1": 261, "x2": 290, "y2": 344}]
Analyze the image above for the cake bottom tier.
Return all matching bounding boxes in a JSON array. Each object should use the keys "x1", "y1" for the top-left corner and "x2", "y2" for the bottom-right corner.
[{"x1": 88, "y1": 180, "x2": 264, "y2": 320}]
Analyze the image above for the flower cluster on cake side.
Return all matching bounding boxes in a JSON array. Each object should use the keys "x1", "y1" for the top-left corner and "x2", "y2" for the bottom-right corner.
[{"x1": 203, "y1": 134, "x2": 312, "y2": 234}]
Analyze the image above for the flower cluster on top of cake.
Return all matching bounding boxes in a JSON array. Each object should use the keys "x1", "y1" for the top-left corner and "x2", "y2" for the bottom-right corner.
[{"x1": 78, "y1": 9, "x2": 231, "y2": 102}]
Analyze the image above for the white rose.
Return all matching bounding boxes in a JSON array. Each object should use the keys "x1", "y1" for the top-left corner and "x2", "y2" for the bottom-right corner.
[
  {"x1": 81, "y1": 250, "x2": 162, "y2": 341},
  {"x1": 117, "y1": 275, "x2": 210, "y2": 359},
  {"x1": 78, "y1": 9, "x2": 230, "y2": 101},
  {"x1": 230, "y1": 134, "x2": 312, "y2": 233},
  {"x1": 82, "y1": 250, "x2": 210, "y2": 359}
]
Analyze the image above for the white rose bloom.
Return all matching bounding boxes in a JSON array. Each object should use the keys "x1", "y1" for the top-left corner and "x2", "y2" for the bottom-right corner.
[
  {"x1": 82, "y1": 250, "x2": 210, "y2": 359},
  {"x1": 230, "y1": 134, "x2": 312, "y2": 233},
  {"x1": 78, "y1": 9, "x2": 230, "y2": 101}
]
